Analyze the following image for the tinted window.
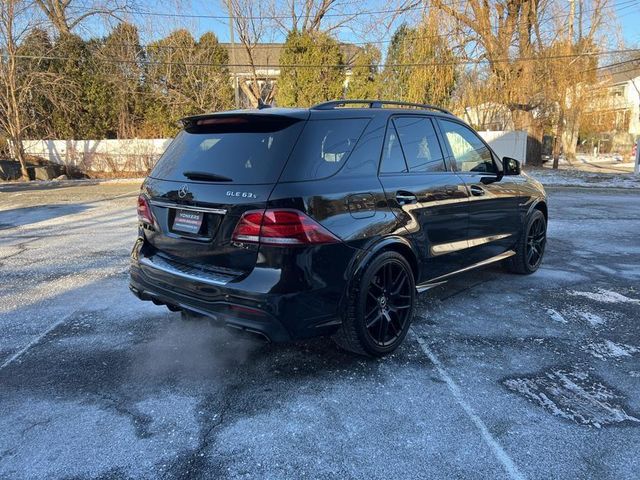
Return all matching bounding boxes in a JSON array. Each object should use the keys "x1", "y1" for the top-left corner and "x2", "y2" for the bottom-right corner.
[
  {"x1": 281, "y1": 118, "x2": 369, "y2": 181},
  {"x1": 150, "y1": 115, "x2": 304, "y2": 184},
  {"x1": 393, "y1": 117, "x2": 446, "y2": 172},
  {"x1": 439, "y1": 120, "x2": 496, "y2": 173},
  {"x1": 380, "y1": 122, "x2": 407, "y2": 173}
]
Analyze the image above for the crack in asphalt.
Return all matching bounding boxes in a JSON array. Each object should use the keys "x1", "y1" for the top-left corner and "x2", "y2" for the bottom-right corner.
[
  {"x1": 0, "y1": 239, "x2": 36, "y2": 265},
  {"x1": 98, "y1": 393, "x2": 155, "y2": 439},
  {"x1": 162, "y1": 400, "x2": 230, "y2": 480}
]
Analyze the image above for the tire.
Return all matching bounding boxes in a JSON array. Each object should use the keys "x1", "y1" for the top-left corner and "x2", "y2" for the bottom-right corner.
[
  {"x1": 333, "y1": 251, "x2": 416, "y2": 357},
  {"x1": 507, "y1": 209, "x2": 547, "y2": 274}
]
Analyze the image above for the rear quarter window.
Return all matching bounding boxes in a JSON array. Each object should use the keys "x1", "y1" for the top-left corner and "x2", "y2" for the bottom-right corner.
[{"x1": 280, "y1": 118, "x2": 370, "y2": 181}]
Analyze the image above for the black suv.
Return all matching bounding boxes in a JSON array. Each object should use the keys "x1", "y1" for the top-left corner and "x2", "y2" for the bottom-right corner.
[{"x1": 130, "y1": 100, "x2": 547, "y2": 356}]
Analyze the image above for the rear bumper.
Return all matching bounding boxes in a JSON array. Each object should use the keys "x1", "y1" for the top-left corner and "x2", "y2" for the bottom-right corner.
[
  {"x1": 129, "y1": 238, "x2": 356, "y2": 341},
  {"x1": 128, "y1": 278, "x2": 292, "y2": 342}
]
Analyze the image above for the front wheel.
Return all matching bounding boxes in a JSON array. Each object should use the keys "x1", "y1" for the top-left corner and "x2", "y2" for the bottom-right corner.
[
  {"x1": 508, "y1": 209, "x2": 547, "y2": 274},
  {"x1": 334, "y1": 251, "x2": 415, "y2": 356}
]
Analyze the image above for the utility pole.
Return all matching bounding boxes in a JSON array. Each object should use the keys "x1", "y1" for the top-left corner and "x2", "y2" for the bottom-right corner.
[
  {"x1": 568, "y1": 0, "x2": 575, "y2": 41},
  {"x1": 227, "y1": 1, "x2": 240, "y2": 109}
]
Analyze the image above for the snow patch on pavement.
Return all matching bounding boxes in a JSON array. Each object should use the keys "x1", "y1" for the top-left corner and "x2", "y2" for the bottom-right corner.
[
  {"x1": 577, "y1": 311, "x2": 607, "y2": 327},
  {"x1": 503, "y1": 368, "x2": 640, "y2": 428},
  {"x1": 546, "y1": 308, "x2": 568, "y2": 324},
  {"x1": 583, "y1": 340, "x2": 640, "y2": 360},
  {"x1": 527, "y1": 169, "x2": 640, "y2": 189},
  {"x1": 569, "y1": 288, "x2": 640, "y2": 304}
]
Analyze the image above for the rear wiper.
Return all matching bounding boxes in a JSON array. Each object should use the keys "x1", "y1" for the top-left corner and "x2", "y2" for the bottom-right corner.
[{"x1": 183, "y1": 171, "x2": 233, "y2": 182}]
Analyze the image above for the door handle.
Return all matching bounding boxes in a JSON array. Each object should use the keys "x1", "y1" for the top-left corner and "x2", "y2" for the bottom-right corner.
[
  {"x1": 470, "y1": 185, "x2": 486, "y2": 197},
  {"x1": 396, "y1": 191, "x2": 418, "y2": 205}
]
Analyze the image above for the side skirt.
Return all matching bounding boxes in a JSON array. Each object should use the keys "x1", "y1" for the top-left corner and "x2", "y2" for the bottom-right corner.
[{"x1": 415, "y1": 250, "x2": 516, "y2": 293}]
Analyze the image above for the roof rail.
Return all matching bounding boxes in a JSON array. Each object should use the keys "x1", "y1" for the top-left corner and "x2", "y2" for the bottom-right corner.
[{"x1": 310, "y1": 99, "x2": 453, "y2": 115}]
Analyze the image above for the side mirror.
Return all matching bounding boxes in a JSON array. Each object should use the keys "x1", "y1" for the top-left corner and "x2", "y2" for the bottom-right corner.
[{"x1": 503, "y1": 157, "x2": 521, "y2": 176}]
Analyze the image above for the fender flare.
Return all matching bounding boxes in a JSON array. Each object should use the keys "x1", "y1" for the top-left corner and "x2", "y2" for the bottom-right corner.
[
  {"x1": 338, "y1": 236, "x2": 419, "y2": 317},
  {"x1": 526, "y1": 197, "x2": 548, "y2": 221}
]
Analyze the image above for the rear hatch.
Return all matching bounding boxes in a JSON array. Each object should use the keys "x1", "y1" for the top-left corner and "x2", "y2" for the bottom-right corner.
[{"x1": 140, "y1": 111, "x2": 308, "y2": 279}]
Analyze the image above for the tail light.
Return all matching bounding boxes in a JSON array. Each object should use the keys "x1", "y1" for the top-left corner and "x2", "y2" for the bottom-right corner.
[
  {"x1": 232, "y1": 209, "x2": 340, "y2": 246},
  {"x1": 137, "y1": 194, "x2": 155, "y2": 226}
]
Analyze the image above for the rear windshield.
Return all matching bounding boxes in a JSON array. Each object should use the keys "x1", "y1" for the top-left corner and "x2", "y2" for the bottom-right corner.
[
  {"x1": 280, "y1": 118, "x2": 370, "y2": 181},
  {"x1": 150, "y1": 115, "x2": 305, "y2": 184}
]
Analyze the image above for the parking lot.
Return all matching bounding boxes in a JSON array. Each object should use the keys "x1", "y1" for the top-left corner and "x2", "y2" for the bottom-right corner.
[{"x1": 1, "y1": 181, "x2": 639, "y2": 479}]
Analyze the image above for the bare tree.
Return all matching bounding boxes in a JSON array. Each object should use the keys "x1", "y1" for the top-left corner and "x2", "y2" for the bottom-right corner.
[
  {"x1": 432, "y1": 0, "x2": 613, "y2": 165},
  {"x1": 34, "y1": 0, "x2": 134, "y2": 35},
  {"x1": 555, "y1": 0, "x2": 609, "y2": 163},
  {"x1": 0, "y1": 0, "x2": 69, "y2": 179},
  {"x1": 225, "y1": 0, "x2": 276, "y2": 107},
  {"x1": 275, "y1": 0, "x2": 338, "y2": 33},
  {"x1": 431, "y1": 0, "x2": 548, "y2": 163}
]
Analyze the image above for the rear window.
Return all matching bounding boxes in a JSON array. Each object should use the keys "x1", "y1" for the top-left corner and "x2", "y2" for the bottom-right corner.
[
  {"x1": 280, "y1": 118, "x2": 370, "y2": 181},
  {"x1": 150, "y1": 115, "x2": 305, "y2": 184}
]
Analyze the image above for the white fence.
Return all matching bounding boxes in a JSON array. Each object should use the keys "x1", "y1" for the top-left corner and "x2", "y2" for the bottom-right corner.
[
  {"x1": 22, "y1": 130, "x2": 529, "y2": 172},
  {"x1": 22, "y1": 139, "x2": 172, "y2": 172},
  {"x1": 479, "y1": 131, "x2": 528, "y2": 164}
]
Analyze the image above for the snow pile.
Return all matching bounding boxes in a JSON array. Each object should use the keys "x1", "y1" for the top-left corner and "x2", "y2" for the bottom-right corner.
[{"x1": 526, "y1": 168, "x2": 640, "y2": 189}]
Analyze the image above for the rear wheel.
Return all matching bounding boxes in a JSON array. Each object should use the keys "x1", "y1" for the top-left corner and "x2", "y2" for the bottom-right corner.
[
  {"x1": 508, "y1": 209, "x2": 547, "y2": 274},
  {"x1": 334, "y1": 251, "x2": 415, "y2": 356}
]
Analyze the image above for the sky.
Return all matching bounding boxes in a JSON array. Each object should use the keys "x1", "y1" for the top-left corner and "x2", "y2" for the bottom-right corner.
[{"x1": 79, "y1": 0, "x2": 640, "y2": 51}]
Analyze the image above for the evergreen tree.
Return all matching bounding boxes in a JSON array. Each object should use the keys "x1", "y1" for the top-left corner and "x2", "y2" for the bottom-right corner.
[
  {"x1": 99, "y1": 23, "x2": 146, "y2": 138},
  {"x1": 381, "y1": 20, "x2": 456, "y2": 107},
  {"x1": 380, "y1": 24, "x2": 412, "y2": 100},
  {"x1": 16, "y1": 28, "x2": 55, "y2": 138},
  {"x1": 50, "y1": 34, "x2": 116, "y2": 139},
  {"x1": 278, "y1": 30, "x2": 344, "y2": 107},
  {"x1": 405, "y1": 15, "x2": 456, "y2": 107},
  {"x1": 143, "y1": 30, "x2": 232, "y2": 136},
  {"x1": 345, "y1": 44, "x2": 380, "y2": 99}
]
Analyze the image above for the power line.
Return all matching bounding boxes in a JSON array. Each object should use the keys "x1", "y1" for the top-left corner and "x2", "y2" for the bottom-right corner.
[
  {"x1": 66, "y1": 2, "x2": 428, "y2": 22},
  {"x1": 63, "y1": 0, "x2": 640, "y2": 54},
  {"x1": 6, "y1": 48, "x2": 640, "y2": 69},
  {"x1": 65, "y1": 0, "x2": 639, "y2": 24},
  {"x1": 63, "y1": 0, "x2": 640, "y2": 50}
]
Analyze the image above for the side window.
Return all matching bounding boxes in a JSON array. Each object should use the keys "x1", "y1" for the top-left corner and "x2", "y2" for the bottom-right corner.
[
  {"x1": 393, "y1": 117, "x2": 446, "y2": 172},
  {"x1": 439, "y1": 120, "x2": 496, "y2": 173},
  {"x1": 380, "y1": 122, "x2": 407, "y2": 173},
  {"x1": 281, "y1": 118, "x2": 369, "y2": 181}
]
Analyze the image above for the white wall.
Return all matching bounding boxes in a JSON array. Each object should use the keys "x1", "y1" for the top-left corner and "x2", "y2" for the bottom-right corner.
[
  {"x1": 22, "y1": 139, "x2": 172, "y2": 171},
  {"x1": 23, "y1": 130, "x2": 530, "y2": 170},
  {"x1": 479, "y1": 131, "x2": 528, "y2": 164},
  {"x1": 624, "y1": 78, "x2": 640, "y2": 138}
]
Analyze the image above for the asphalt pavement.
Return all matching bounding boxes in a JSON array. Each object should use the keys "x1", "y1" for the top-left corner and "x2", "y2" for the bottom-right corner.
[{"x1": 0, "y1": 181, "x2": 639, "y2": 479}]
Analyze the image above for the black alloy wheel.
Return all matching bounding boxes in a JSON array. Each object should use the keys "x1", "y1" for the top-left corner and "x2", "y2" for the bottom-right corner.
[
  {"x1": 364, "y1": 261, "x2": 413, "y2": 347},
  {"x1": 334, "y1": 251, "x2": 415, "y2": 356},
  {"x1": 508, "y1": 209, "x2": 547, "y2": 274},
  {"x1": 526, "y1": 215, "x2": 546, "y2": 269}
]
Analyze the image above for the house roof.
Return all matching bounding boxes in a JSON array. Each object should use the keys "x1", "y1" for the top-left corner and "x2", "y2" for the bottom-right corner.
[
  {"x1": 599, "y1": 56, "x2": 640, "y2": 84},
  {"x1": 220, "y1": 42, "x2": 361, "y2": 75}
]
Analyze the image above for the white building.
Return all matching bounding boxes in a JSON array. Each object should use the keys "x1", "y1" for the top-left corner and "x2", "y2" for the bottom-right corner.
[{"x1": 583, "y1": 62, "x2": 640, "y2": 152}]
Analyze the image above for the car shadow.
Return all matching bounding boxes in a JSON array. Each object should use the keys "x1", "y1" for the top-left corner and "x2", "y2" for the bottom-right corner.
[
  {"x1": 0, "y1": 204, "x2": 91, "y2": 229},
  {"x1": 0, "y1": 180, "x2": 101, "y2": 193}
]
